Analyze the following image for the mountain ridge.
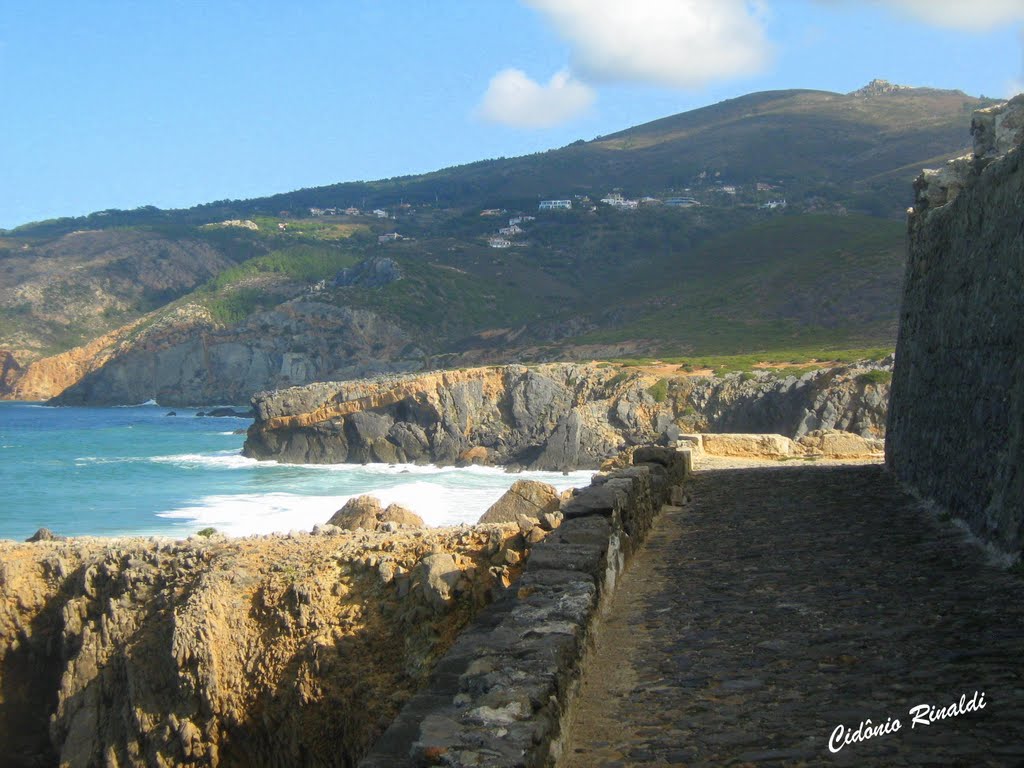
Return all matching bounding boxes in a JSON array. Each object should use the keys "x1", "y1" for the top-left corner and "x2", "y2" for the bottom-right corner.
[
  {"x1": 5, "y1": 82, "x2": 992, "y2": 237},
  {"x1": 0, "y1": 82, "x2": 1000, "y2": 403}
]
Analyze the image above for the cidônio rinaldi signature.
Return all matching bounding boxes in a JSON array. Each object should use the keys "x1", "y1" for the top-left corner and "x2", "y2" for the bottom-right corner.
[{"x1": 828, "y1": 691, "x2": 987, "y2": 754}]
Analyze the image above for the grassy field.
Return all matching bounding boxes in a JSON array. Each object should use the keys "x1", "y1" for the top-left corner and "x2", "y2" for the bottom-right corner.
[{"x1": 602, "y1": 346, "x2": 894, "y2": 376}]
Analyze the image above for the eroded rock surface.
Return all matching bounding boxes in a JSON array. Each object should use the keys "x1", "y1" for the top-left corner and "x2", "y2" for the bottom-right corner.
[{"x1": 0, "y1": 524, "x2": 533, "y2": 767}]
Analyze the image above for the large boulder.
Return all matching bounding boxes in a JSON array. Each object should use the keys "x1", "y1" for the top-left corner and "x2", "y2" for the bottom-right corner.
[
  {"x1": 797, "y1": 430, "x2": 884, "y2": 458},
  {"x1": 380, "y1": 503, "x2": 425, "y2": 528},
  {"x1": 478, "y1": 479, "x2": 560, "y2": 524},
  {"x1": 700, "y1": 433, "x2": 798, "y2": 458},
  {"x1": 327, "y1": 495, "x2": 425, "y2": 530},
  {"x1": 25, "y1": 527, "x2": 66, "y2": 543},
  {"x1": 327, "y1": 495, "x2": 383, "y2": 530}
]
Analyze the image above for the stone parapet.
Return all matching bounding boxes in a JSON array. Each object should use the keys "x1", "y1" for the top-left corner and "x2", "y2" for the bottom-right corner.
[{"x1": 359, "y1": 446, "x2": 690, "y2": 767}]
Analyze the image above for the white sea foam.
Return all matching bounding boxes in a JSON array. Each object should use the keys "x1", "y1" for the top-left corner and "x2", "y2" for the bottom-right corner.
[
  {"x1": 149, "y1": 450, "x2": 262, "y2": 470},
  {"x1": 75, "y1": 455, "x2": 147, "y2": 465},
  {"x1": 114, "y1": 399, "x2": 160, "y2": 407},
  {"x1": 158, "y1": 467, "x2": 593, "y2": 535}
]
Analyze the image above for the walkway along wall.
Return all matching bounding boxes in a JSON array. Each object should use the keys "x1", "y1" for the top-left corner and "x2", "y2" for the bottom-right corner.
[
  {"x1": 887, "y1": 96, "x2": 1024, "y2": 558},
  {"x1": 360, "y1": 446, "x2": 690, "y2": 768}
]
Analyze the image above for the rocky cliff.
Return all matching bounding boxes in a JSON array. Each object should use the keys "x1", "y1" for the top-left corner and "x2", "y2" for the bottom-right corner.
[
  {"x1": 887, "y1": 95, "x2": 1024, "y2": 557},
  {"x1": 48, "y1": 299, "x2": 423, "y2": 406},
  {"x1": 244, "y1": 362, "x2": 890, "y2": 470},
  {"x1": 0, "y1": 523, "x2": 535, "y2": 767},
  {"x1": 3, "y1": 319, "x2": 146, "y2": 401}
]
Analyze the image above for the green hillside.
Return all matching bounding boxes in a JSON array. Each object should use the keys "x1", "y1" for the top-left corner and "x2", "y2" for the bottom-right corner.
[
  {"x1": 0, "y1": 81, "x2": 990, "y2": 378},
  {"x1": 138, "y1": 205, "x2": 903, "y2": 365}
]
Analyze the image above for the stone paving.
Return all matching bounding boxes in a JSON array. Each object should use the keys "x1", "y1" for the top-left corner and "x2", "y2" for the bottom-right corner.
[{"x1": 560, "y1": 464, "x2": 1024, "y2": 767}]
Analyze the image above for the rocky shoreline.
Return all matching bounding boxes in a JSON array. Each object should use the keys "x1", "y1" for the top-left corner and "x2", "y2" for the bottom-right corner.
[{"x1": 244, "y1": 361, "x2": 891, "y2": 471}]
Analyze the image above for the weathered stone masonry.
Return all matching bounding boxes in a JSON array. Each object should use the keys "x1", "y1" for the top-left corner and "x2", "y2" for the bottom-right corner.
[
  {"x1": 887, "y1": 95, "x2": 1024, "y2": 557},
  {"x1": 360, "y1": 446, "x2": 690, "y2": 768}
]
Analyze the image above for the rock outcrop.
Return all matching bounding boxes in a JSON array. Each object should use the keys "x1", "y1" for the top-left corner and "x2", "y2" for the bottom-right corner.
[
  {"x1": 888, "y1": 95, "x2": 1024, "y2": 557},
  {"x1": 326, "y1": 496, "x2": 425, "y2": 530},
  {"x1": 0, "y1": 523, "x2": 535, "y2": 767},
  {"x1": 334, "y1": 256, "x2": 403, "y2": 288},
  {"x1": 478, "y1": 479, "x2": 560, "y2": 524},
  {"x1": 49, "y1": 300, "x2": 424, "y2": 406},
  {"x1": 244, "y1": 362, "x2": 892, "y2": 470}
]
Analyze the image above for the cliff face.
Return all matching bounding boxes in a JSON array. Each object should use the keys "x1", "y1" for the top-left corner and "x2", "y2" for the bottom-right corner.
[
  {"x1": 48, "y1": 300, "x2": 423, "y2": 406},
  {"x1": 887, "y1": 96, "x2": 1024, "y2": 557},
  {"x1": 244, "y1": 362, "x2": 890, "y2": 470},
  {"x1": 0, "y1": 524, "x2": 531, "y2": 768},
  {"x1": 3, "y1": 319, "x2": 146, "y2": 401}
]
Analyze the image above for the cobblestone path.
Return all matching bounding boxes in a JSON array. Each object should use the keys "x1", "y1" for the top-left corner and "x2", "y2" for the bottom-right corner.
[{"x1": 560, "y1": 464, "x2": 1024, "y2": 767}]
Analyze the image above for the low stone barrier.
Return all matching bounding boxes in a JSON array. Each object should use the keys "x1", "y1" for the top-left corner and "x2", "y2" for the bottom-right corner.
[
  {"x1": 360, "y1": 446, "x2": 690, "y2": 768},
  {"x1": 682, "y1": 431, "x2": 884, "y2": 460}
]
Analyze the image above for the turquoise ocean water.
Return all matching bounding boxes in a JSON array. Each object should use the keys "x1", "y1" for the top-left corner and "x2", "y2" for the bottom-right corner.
[{"x1": 0, "y1": 402, "x2": 592, "y2": 541}]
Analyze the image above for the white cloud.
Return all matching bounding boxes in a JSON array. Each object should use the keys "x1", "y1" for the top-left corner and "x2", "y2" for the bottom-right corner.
[
  {"x1": 871, "y1": 0, "x2": 1024, "y2": 30},
  {"x1": 525, "y1": 0, "x2": 772, "y2": 88},
  {"x1": 477, "y1": 68, "x2": 595, "y2": 128}
]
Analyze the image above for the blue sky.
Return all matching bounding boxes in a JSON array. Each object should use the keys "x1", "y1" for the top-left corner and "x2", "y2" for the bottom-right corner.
[{"x1": 1, "y1": 0, "x2": 1022, "y2": 230}]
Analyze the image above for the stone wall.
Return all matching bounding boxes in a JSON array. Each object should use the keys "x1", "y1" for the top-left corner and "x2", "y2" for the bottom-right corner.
[
  {"x1": 360, "y1": 446, "x2": 690, "y2": 768},
  {"x1": 887, "y1": 96, "x2": 1024, "y2": 557}
]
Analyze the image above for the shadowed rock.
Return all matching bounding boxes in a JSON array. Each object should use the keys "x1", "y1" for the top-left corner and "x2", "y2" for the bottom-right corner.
[{"x1": 25, "y1": 528, "x2": 66, "y2": 543}]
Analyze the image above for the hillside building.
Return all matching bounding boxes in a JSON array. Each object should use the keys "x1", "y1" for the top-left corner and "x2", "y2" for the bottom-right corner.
[
  {"x1": 601, "y1": 193, "x2": 639, "y2": 209},
  {"x1": 539, "y1": 200, "x2": 572, "y2": 210}
]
